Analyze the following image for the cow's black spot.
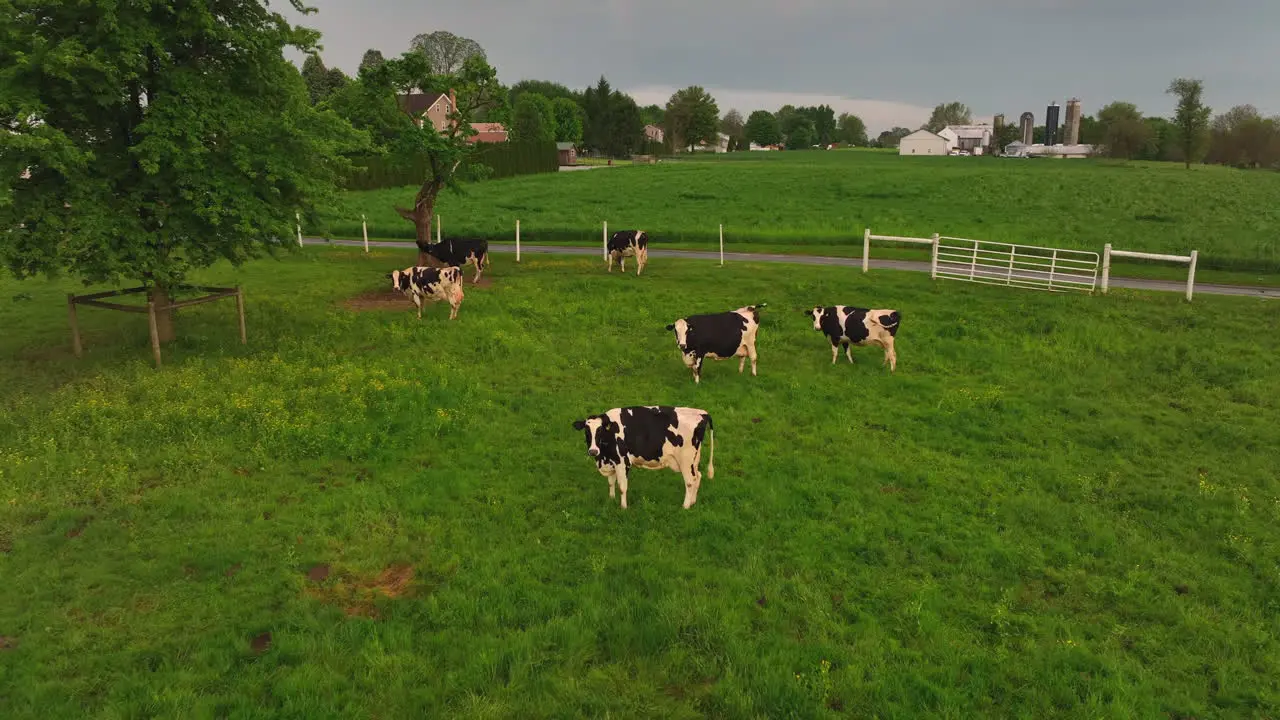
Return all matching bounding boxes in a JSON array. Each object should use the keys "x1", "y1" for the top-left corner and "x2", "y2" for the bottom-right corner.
[
  {"x1": 877, "y1": 311, "x2": 901, "y2": 337},
  {"x1": 619, "y1": 406, "x2": 681, "y2": 462},
  {"x1": 677, "y1": 312, "x2": 749, "y2": 359},
  {"x1": 843, "y1": 309, "x2": 871, "y2": 344}
]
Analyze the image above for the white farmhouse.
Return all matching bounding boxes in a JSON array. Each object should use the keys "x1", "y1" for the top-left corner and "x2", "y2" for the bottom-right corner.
[{"x1": 898, "y1": 129, "x2": 948, "y2": 156}]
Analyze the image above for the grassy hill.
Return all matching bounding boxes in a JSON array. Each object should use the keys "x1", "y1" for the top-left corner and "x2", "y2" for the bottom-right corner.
[{"x1": 323, "y1": 150, "x2": 1280, "y2": 275}]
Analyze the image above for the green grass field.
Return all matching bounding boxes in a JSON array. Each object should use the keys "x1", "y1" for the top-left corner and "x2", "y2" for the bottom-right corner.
[
  {"x1": 2, "y1": 247, "x2": 1279, "y2": 717},
  {"x1": 322, "y1": 150, "x2": 1280, "y2": 278}
]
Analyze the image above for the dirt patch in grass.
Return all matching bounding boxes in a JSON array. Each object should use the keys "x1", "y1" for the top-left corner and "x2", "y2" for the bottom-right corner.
[
  {"x1": 66, "y1": 516, "x2": 92, "y2": 538},
  {"x1": 342, "y1": 277, "x2": 494, "y2": 313},
  {"x1": 0, "y1": 636, "x2": 16, "y2": 650},
  {"x1": 307, "y1": 564, "x2": 331, "y2": 582},
  {"x1": 306, "y1": 563, "x2": 416, "y2": 618},
  {"x1": 250, "y1": 632, "x2": 272, "y2": 654}
]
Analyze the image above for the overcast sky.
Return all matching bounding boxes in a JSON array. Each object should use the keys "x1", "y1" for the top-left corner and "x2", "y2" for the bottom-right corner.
[{"x1": 286, "y1": 0, "x2": 1279, "y2": 134}]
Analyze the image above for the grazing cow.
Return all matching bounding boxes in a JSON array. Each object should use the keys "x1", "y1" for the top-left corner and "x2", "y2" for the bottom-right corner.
[
  {"x1": 571, "y1": 406, "x2": 715, "y2": 509},
  {"x1": 419, "y1": 237, "x2": 489, "y2": 283},
  {"x1": 665, "y1": 304, "x2": 765, "y2": 383},
  {"x1": 387, "y1": 265, "x2": 465, "y2": 320},
  {"x1": 606, "y1": 230, "x2": 649, "y2": 275},
  {"x1": 807, "y1": 305, "x2": 900, "y2": 371}
]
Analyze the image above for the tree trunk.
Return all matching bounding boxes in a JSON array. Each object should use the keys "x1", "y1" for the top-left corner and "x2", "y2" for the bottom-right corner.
[
  {"x1": 396, "y1": 183, "x2": 440, "y2": 266},
  {"x1": 150, "y1": 283, "x2": 177, "y2": 344}
]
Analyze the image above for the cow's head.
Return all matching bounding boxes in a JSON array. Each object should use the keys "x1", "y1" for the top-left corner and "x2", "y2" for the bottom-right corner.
[
  {"x1": 807, "y1": 306, "x2": 826, "y2": 330},
  {"x1": 387, "y1": 269, "x2": 411, "y2": 293},
  {"x1": 572, "y1": 415, "x2": 620, "y2": 463}
]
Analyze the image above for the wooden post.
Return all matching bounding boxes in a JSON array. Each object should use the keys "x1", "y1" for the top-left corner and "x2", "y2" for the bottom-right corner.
[
  {"x1": 1186, "y1": 250, "x2": 1198, "y2": 302},
  {"x1": 436, "y1": 214, "x2": 441, "y2": 244},
  {"x1": 235, "y1": 287, "x2": 247, "y2": 344},
  {"x1": 362, "y1": 214, "x2": 369, "y2": 253},
  {"x1": 602, "y1": 221, "x2": 608, "y2": 261},
  {"x1": 295, "y1": 212, "x2": 302, "y2": 247},
  {"x1": 516, "y1": 220, "x2": 521, "y2": 263},
  {"x1": 147, "y1": 300, "x2": 162, "y2": 368},
  {"x1": 67, "y1": 294, "x2": 83, "y2": 358},
  {"x1": 1101, "y1": 243, "x2": 1112, "y2": 294},
  {"x1": 719, "y1": 224, "x2": 724, "y2": 266},
  {"x1": 862, "y1": 228, "x2": 870, "y2": 273},
  {"x1": 930, "y1": 233, "x2": 940, "y2": 280}
]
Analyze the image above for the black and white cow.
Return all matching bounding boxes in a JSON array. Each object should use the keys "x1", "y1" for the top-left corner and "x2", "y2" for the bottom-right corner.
[
  {"x1": 606, "y1": 230, "x2": 649, "y2": 275},
  {"x1": 807, "y1": 305, "x2": 900, "y2": 371},
  {"x1": 571, "y1": 406, "x2": 715, "y2": 509},
  {"x1": 418, "y1": 237, "x2": 489, "y2": 284},
  {"x1": 665, "y1": 304, "x2": 764, "y2": 383},
  {"x1": 387, "y1": 265, "x2": 465, "y2": 320}
]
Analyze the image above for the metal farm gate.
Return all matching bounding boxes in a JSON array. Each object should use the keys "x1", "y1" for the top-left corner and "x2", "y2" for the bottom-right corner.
[{"x1": 933, "y1": 236, "x2": 1100, "y2": 294}]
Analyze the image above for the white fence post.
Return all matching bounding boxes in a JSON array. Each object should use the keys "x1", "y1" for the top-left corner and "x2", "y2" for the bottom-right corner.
[
  {"x1": 1101, "y1": 243, "x2": 1112, "y2": 294},
  {"x1": 516, "y1": 219, "x2": 521, "y2": 263},
  {"x1": 602, "y1": 220, "x2": 608, "y2": 260},
  {"x1": 295, "y1": 212, "x2": 302, "y2": 247},
  {"x1": 719, "y1": 224, "x2": 724, "y2": 266},
  {"x1": 362, "y1": 214, "x2": 368, "y2": 253},
  {"x1": 1186, "y1": 250, "x2": 1198, "y2": 302},
  {"x1": 930, "y1": 233, "x2": 939, "y2": 280},
  {"x1": 436, "y1": 214, "x2": 441, "y2": 245},
  {"x1": 862, "y1": 227, "x2": 870, "y2": 273}
]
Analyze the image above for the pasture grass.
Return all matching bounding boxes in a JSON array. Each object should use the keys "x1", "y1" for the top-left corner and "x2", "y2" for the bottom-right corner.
[
  {"x1": 322, "y1": 150, "x2": 1280, "y2": 277},
  {"x1": 2, "y1": 247, "x2": 1280, "y2": 718}
]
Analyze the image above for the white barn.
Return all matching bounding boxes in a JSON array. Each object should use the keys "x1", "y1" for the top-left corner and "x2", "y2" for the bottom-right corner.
[{"x1": 898, "y1": 129, "x2": 948, "y2": 156}]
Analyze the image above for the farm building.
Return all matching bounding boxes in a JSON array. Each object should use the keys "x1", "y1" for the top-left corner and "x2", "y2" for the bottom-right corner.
[
  {"x1": 468, "y1": 123, "x2": 508, "y2": 144},
  {"x1": 938, "y1": 124, "x2": 994, "y2": 154},
  {"x1": 898, "y1": 129, "x2": 948, "y2": 156},
  {"x1": 556, "y1": 142, "x2": 577, "y2": 166},
  {"x1": 396, "y1": 91, "x2": 456, "y2": 133},
  {"x1": 1003, "y1": 142, "x2": 1097, "y2": 159}
]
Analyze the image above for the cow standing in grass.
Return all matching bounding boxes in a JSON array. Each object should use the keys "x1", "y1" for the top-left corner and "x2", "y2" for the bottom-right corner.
[
  {"x1": 387, "y1": 265, "x2": 465, "y2": 320},
  {"x1": 606, "y1": 230, "x2": 649, "y2": 275},
  {"x1": 665, "y1": 304, "x2": 764, "y2": 383},
  {"x1": 572, "y1": 406, "x2": 715, "y2": 509},
  {"x1": 807, "y1": 305, "x2": 900, "y2": 371},
  {"x1": 419, "y1": 237, "x2": 489, "y2": 284}
]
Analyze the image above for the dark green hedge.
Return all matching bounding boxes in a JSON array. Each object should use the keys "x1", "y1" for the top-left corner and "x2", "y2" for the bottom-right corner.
[{"x1": 344, "y1": 140, "x2": 560, "y2": 191}]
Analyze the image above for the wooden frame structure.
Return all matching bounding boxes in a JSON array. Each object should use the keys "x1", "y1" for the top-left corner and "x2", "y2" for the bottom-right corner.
[{"x1": 66, "y1": 285, "x2": 246, "y2": 367}]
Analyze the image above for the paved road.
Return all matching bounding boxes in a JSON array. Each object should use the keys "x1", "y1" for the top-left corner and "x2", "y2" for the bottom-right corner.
[{"x1": 304, "y1": 238, "x2": 1280, "y2": 300}]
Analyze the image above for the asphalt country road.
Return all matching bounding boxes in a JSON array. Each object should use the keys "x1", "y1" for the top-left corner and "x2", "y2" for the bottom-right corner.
[{"x1": 304, "y1": 238, "x2": 1280, "y2": 300}]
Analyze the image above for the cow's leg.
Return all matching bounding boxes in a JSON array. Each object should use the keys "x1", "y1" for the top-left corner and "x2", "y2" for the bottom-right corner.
[
  {"x1": 636, "y1": 248, "x2": 646, "y2": 275},
  {"x1": 830, "y1": 338, "x2": 840, "y2": 364},
  {"x1": 885, "y1": 337, "x2": 897, "y2": 373},
  {"x1": 607, "y1": 470, "x2": 617, "y2": 499},
  {"x1": 748, "y1": 337, "x2": 758, "y2": 376},
  {"x1": 615, "y1": 466, "x2": 630, "y2": 509},
  {"x1": 448, "y1": 292, "x2": 460, "y2": 320},
  {"x1": 693, "y1": 356, "x2": 703, "y2": 384},
  {"x1": 471, "y1": 256, "x2": 482, "y2": 284},
  {"x1": 620, "y1": 256, "x2": 626, "y2": 272},
  {"x1": 845, "y1": 341, "x2": 854, "y2": 364},
  {"x1": 413, "y1": 293, "x2": 423, "y2": 320},
  {"x1": 607, "y1": 251, "x2": 614, "y2": 272},
  {"x1": 681, "y1": 462, "x2": 700, "y2": 509}
]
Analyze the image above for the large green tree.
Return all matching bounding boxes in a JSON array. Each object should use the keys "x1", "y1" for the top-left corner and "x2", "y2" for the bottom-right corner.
[
  {"x1": 301, "y1": 53, "x2": 349, "y2": 105},
  {"x1": 1096, "y1": 101, "x2": 1152, "y2": 159},
  {"x1": 836, "y1": 112, "x2": 868, "y2": 146},
  {"x1": 581, "y1": 77, "x2": 644, "y2": 156},
  {"x1": 1167, "y1": 78, "x2": 1212, "y2": 169},
  {"x1": 665, "y1": 86, "x2": 720, "y2": 151},
  {"x1": 509, "y1": 79, "x2": 579, "y2": 108},
  {"x1": 367, "y1": 53, "x2": 503, "y2": 260},
  {"x1": 796, "y1": 105, "x2": 837, "y2": 145},
  {"x1": 925, "y1": 101, "x2": 972, "y2": 132},
  {"x1": 0, "y1": 0, "x2": 363, "y2": 343},
  {"x1": 358, "y1": 49, "x2": 386, "y2": 77},
  {"x1": 744, "y1": 110, "x2": 781, "y2": 146},
  {"x1": 409, "y1": 30, "x2": 486, "y2": 76},
  {"x1": 552, "y1": 97, "x2": 585, "y2": 144},
  {"x1": 510, "y1": 92, "x2": 556, "y2": 142}
]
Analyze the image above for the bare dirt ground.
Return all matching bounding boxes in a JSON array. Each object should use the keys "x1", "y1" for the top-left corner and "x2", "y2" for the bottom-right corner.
[{"x1": 342, "y1": 276, "x2": 494, "y2": 313}]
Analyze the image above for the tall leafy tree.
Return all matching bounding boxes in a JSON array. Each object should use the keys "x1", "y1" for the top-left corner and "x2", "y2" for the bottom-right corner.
[
  {"x1": 581, "y1": 77, "x2": 643, "y2": 156},
  {"x1": 797, "y1": 105, "x2": 837, "y2": 145},
  {"x1": 366, "y1": 53, "x2": 503, "y2": 260},
  {"x1": 744, "y1": 110, "x2": 781, "y2": 146},
  {"x1": 0, "y1": 0, "x2": 363, "y2": 343},
  {"x1": 875, "y1": 127, "x2": 912, "y2": 148},
  {"x1": 665, "y1": 86, "x2": 720, "y2": 151},
  {"x1": 720, "y1": 109, "x2": 745, "y2": 151},
  {"x1": 409, "y1": 30, "x2": 486, "y2": 76},
  {"x1": 1096, "y1": 102, "x2": 1152, "y2": 159},
  {"x1": 509, "y1": 79, "x2": 579, "y2": 107},
  {"x1": 358, "y1": 49, "x2": 386, "y2": 76},
  {"x1": 781, "y1": 114, "x2": 817, "y2": 149},
  {"x1": 1167, "y1": 78, "x2": 1212, "y2": 169},
  {"x1": 640, "y1": 104, "x2": 665, "y2": 127},
  {"x1": 510, "y1": 92, "x2": 556, "y2": 143},
  {"x1": 553, "y1": 98, "x2": 585, "y2": 144},
  {"x1": 836, "y1": 113, "x2": 868, "y2": 146},
  {"x1": 925, "y1": 101, "x2": 972, "y2": 132}
]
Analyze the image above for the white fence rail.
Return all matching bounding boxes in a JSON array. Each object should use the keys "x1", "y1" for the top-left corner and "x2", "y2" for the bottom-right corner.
[
  {"x1": 934, "y1": 236, "x2": 1099, "y2": 294},
  {"x1": 1103, "y1": 243, "x2": 1198, "y2": 301},
  {"x1": 862, "y1": 228, "x2": 940, "y2": 277}
]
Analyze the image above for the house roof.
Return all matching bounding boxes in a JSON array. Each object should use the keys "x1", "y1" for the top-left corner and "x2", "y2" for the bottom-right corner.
[
  {"x1": 945, "y1": 124, "x2": 994, "y2": 140},
  {"x1": 471, "y1": 123, "x2": 506, "y2": 134},
  {"x1": 397, "y1": 92, "x2": 446, "y2": 115},
  {"x1": 555, "y1": 142, "x2": 576, "y2": 151},
  {"x1": 903, "y1": 129, "x2": 945, "y2": 140}
]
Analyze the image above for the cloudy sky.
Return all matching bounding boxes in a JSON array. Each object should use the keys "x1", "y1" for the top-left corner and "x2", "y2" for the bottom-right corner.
[{"x1": 286, "y1": 0, "x2": 1279, "y2": 134}]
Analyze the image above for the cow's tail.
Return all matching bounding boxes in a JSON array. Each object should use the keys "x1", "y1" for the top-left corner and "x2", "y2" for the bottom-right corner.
[{"x1": 704, "y1": 415, "x2": 715, "y2": 480}]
